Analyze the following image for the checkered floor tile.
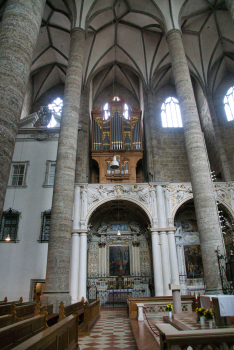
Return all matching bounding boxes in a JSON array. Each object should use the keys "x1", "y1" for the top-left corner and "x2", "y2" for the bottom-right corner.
[{"x1": 79, "y1": 310, "x2": 137, "y2": 349}]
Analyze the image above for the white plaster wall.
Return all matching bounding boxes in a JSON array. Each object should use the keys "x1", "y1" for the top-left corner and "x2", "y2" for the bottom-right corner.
[{"x1": 0, "y1": 137, "x2": 58, "y2": 302}]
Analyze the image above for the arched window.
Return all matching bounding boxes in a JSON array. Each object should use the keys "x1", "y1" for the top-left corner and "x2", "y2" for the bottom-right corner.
[
  {"x1": 161, "y1": 97, "x2": 183, "y2": 128},
  {"x1": 224, "y1": 86, "x2": 234, "y2": 121},
  {"x1": 48, "y1": 97, "x2": 63, "y2": 127}
]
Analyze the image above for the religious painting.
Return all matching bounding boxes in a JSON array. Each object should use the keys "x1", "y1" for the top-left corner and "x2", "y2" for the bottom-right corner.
[
  {"x1": 184, "y1": 245, "x2": 204, "y2": 278},
  {"x1": 109, "y1": 246, "x2": 130, "y2": 276}
]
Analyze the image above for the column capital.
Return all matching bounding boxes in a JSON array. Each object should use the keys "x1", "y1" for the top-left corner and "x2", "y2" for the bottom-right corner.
[
  {"x1": 71, "y1": 27, "x2": 85, "y2": 35},
  {"x1": 72, "y1": 229, "x2": 88, "y2": 234},
  {"x1": 165, "y1": 29, "x2": 182, "y2": 41}
]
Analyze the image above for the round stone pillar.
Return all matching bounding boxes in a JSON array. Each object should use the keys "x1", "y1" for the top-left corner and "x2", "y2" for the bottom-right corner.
[
  {"x1": 0, "y1": 0, "x2": 46, "y2": 217},
  {"x1": 205, "y1": 92, "x2": 231, "y2": 182},
  {"x1": 151, "y1": 230, "x2": 164, "y2": 296},
  {"x1": 166, "y1": 29, "x2": 224, "y2": 294},
  {"x1": 78, "y1": 232, "x2": 88, "y2": 300},
  {"x1": 42, "y1": 28, "x2": 85, "y2": 311}
]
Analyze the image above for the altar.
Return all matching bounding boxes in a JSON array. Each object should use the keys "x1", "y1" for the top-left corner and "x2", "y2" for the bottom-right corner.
[{"x1": 201, "y1": 295, "x2": 234, "y2": 326}]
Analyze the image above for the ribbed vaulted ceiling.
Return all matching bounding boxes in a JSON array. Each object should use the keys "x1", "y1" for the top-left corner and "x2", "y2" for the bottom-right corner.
[{"x1": 1, "y1": 0, "x2": 234, "y2": 105}]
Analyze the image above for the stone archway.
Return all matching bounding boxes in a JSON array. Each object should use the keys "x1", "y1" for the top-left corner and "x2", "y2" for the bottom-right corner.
[{"x1": 86, "y1": 199, "x2": 154, "y2": 308}]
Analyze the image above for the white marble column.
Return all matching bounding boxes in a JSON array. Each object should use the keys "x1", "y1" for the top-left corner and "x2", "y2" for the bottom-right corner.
[
  {"x1": 70, "y1": 233, "x2": 80, "y2": 303},
  {"x1": 70, "y1": 186, "x2": 81, "y2": 303},
  {"x1": 168, "y1": 231, "x2": 180, "y2": 285},
  {"x1": 156, "y1": 185, "x2": 171, "y2": 295},
  {"x1": 151, "y1": 230, "x2": 164, "y2": 296},
  {"x1": 78, "y1": 232, "x2": 88, "y2": 300}
]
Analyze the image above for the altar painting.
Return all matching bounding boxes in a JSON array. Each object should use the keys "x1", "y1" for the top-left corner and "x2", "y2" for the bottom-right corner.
[
  {"x1": 184, "y1": 245, "x2": 204, "y2": 278},
  {"x1": 109, "y1": 246, "x2": 130, "y2": 276}
]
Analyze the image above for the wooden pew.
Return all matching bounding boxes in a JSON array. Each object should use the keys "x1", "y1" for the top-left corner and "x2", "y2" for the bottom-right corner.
[
  {"x1": 0, "y1": 314, "x2": 47, "y2": 350},
  {"x1": 58, "y1": 298, "x2": 100, "y2": 336},
  {"x1": 0, "y1": 302, "x2": 53, "y2": 329},
  {"x1": 12, "y1": 315, "x2": 79, "y2": 350},
  {"x1": 0, "y1": 302, "x2": 36, "y2": 317}
]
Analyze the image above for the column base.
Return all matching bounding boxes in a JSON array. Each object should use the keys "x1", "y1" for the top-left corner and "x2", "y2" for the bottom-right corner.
[
  {"x1": 205, "y1": 287, "x2": 223, "y2": 295},
  {"x1": 42, "y1": 292, "x2": 71, "y2": 313}
]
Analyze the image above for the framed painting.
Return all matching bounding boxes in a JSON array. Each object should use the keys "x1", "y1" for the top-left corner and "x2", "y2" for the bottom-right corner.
[
  {"x1": 109, "y1": 246, "x2": 130, "y2": 276},
  {"x1": 184, "y1": 245, "x2": 204, "y2": 278}
]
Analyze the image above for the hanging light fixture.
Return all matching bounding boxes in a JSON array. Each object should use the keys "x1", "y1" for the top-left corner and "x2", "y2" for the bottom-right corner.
[
  {"x1": 110, "y1": 155, "x2": 119, "y2": 170},
  {"x1": 5, "y1": 234, "x2": 10, "y2": 242}
]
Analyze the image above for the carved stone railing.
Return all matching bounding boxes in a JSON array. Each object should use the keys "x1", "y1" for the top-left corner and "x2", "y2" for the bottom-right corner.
[
  {"x1": 156, "y1": 323, "x2": 234, "y2": 350},
  {"x1": 127, "y1": 296, "x2": 197, "y2": 319},
  {"x1": 12, "y1": 315, "x2": 79, "y2": 350}
]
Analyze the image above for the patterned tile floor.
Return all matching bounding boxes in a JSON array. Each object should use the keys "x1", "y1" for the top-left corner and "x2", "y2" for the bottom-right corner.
[{"x1": 79, "y1": 310, "x2": 137, "y2": 349}]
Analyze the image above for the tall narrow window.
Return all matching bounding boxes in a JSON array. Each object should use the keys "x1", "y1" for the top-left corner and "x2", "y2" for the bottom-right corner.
[
  {"x1": 161, "y1": 97, "x2": 183, "y2": 128},
  {"x1": 9, "y1": 162, "x2": 29, "y2": 187},
  {"x1": 224, "y1": 86, "x2": 234, "y2": 121},
  {"x1": 48, "y1": 97, "x2": 63, "y2": 127},
  {"x1": 43, "y1": 161, "x2": 56, "y2": 187},
  {"x1": 40, "y1": 210, "x2": 51, "y2": 241},
  {"x1": 0, "y1": 208, "x2": 20, "y2": 241}
]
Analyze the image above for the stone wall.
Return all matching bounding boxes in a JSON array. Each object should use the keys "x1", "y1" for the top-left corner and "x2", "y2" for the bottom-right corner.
[
  {"x1": 214, "y1": 74, "x2": 234, "y2": 180},
  {"x1": 145, "y1": 84, "x2": 190, "y2": 182},
  {"x1": 93, "y1": 82, "x2": 139, "y2": 109},
  {"x1": 32, "y1": 83, "x2": 64, "y2": 113}
]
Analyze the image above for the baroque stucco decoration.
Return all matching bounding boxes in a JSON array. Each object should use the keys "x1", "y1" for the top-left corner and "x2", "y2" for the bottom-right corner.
[{"x1": 88, "y1": 184, "x2": 149, "y2": 206}]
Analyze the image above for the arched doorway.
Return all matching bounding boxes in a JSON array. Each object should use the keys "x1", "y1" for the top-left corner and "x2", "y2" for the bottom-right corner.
[{"x1": 87, "y1": 199, "x2": 153, "y2": 308}]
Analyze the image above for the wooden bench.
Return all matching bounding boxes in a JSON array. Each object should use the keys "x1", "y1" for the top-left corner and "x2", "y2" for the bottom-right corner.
[
  {"x1": 0, "y1": 302, "x2": 36, "y2": 317},
  {"x1": 58, "y1": 298, "x2": 100, "y2": 336},
  {"x1": 12, "y1": 315, "x2": 79, "y2": 350},
  {"x1": 0, "y1": 315, "x2": 47, "y2": 350}
]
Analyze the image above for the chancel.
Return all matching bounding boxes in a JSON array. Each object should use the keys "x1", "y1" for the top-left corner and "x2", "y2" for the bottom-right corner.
[{"x1": 1, "y1": 0, "x2": 234, "y2": 349}]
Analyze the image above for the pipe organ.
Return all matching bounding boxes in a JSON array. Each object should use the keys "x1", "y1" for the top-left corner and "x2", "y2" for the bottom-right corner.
[{"x1": 91, "y1": 97, "x2": 143, "y2": 183}]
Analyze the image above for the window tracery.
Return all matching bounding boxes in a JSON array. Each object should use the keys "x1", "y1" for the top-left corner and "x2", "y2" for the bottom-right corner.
[
  {"x1": 161, "y1": 97, "x2": 183, "y2": 128},
  {"x1": 47, "y1": 97, "x2": 63, "y2": 128},
  {"x1": 224, "y1": 86, "x2": 234, "y2": 121}
]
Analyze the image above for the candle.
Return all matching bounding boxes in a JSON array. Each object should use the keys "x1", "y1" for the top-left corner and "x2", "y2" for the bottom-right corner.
[{"x1": 210, "y1": 297, "x2": 213, "y2": 305}]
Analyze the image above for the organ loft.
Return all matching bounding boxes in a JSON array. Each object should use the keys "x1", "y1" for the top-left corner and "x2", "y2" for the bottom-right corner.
[{"x1": 91, "y1": 97, "x2": 143, "y2": 183}]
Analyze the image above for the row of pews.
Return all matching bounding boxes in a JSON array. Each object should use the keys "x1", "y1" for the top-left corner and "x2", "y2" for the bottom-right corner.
[{"x1": 0, "y1": 297, "x2": 100, "y2": 350}]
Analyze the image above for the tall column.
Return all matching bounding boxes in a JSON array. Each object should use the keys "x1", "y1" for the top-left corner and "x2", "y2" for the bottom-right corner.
[
  {"x1": 70, "y1": 233, "x2": 80, "y2": 303},
  {"x1": 168, "y1": 231, "x2": 180, "y2": 285},
  {"x1": 78, "y1": 232, "x2": 88, "y2": 300},
  {"x1": 166, "y1": 29, "x2": 224, "y2": 293},
  {"x1": 151, "y1": 230, "x2": 164, "y2": 295},
  {"x1": 226, "y1": 0, "x2": 234, "y2": 22},
  {"x1": 70, "y1": 186, "x2": 81, "y2": 303},
  {"x1": 75, "y1": 87, "x2": 90, "y2": 183},
  {"x1": 206, "y1": 92, "x2": 231, "y2": 182},
  {"x1": 42, "y1": 28, "x2": 85, "y2": 311},
  {"x1": 157, "y1": 185, "x2": 171, "y2": 295},
  {"x1": 0, "y1": 0, "x2": 46, "y2": 217}
]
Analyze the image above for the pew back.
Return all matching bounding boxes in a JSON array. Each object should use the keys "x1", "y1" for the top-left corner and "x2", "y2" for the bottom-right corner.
[
  {"x1": 0, "y1": 315, "x2": 47, "y2": 350},
  {"x1": 12, "y1": 315, "x2": 79, "y2": 350}
]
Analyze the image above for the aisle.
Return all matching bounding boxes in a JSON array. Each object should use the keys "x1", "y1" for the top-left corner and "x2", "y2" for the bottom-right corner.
[{"x1": 79, "y1": 309, "x2": 137, "y2": 349}]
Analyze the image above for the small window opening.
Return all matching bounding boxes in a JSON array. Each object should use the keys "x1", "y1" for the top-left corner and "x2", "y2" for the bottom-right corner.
[
  {"x1": 224, "y1": 86, "x2": 234, "y2": 121},
  {"x1": 48, "y1": 97, "x2": 63, "y2": 127},
  {"x1": 161, "y1": 97, "x2": 183, "y2": 128}
]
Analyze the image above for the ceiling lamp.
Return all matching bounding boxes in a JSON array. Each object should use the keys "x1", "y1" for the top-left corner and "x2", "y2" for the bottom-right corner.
[
  {"x1": 110, "y1": 156, "x2": 119, "y2": 170},
  {"x1": 5, "y1": 234, "x2": 10, "y2": 242}
]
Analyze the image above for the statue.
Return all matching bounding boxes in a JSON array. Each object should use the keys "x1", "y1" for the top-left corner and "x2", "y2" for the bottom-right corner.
[{"x1": 36, "y1": 106, "x2": 52, "y2": 127}]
